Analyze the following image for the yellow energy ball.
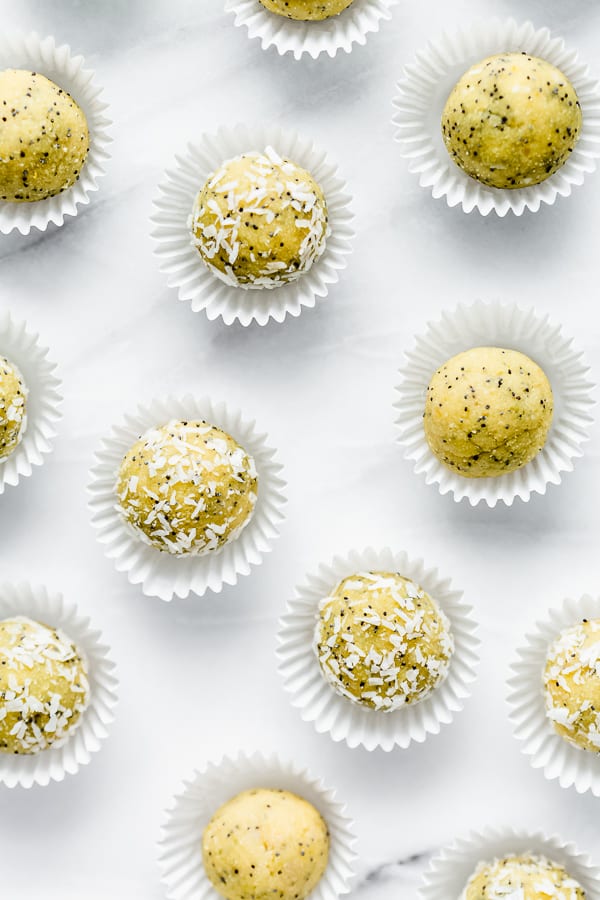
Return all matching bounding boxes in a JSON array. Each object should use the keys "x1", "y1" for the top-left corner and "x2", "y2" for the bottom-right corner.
[
  {"x1": 423, "y1": 347, "x2": 553, "y2": 479},
  {"x1": 0, "y1": 616, "x2": 89, "y2": 755},
  {"x1": 441, "y1": 53, "x2": 582, "y2": 189},
  {"x1": 116, "y1": 420, "x2": 258, "y2": 556},
  {"x1": 315, "y1": 571, "x2": 453, "y2": 711},
  {"x1": 0, "y1": 355, "x2": 27, "y2": 460},
  {"x1": 463, "y1": 854, "x2": 585, "y2": 899},
  {"x1": 544, "y1": 618, "x2": 600, "y2": 753},
  {"x1": 191, "y1": 147, "x2": 328, "y2": 290},
  {"x1": 258, "y1": 0, "x2": 354, "y2": 20},
  {"x1": 0, "y1": 69, "x2": 89, "y2": 202},
  {"x1": 202, "y1": 788, "x2": 329, "y2": 900}
]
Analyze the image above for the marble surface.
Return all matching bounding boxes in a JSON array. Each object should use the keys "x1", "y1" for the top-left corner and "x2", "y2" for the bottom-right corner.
[{"x1": 1, "y1": 1, "x2": 600, "y2": 897}]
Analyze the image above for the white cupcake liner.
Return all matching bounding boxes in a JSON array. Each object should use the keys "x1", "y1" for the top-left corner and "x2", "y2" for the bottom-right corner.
[
  {"x1": 508, "y1": 594, "x2": 600, "y2": 797},
  {"x1": 0, "y1": 32, "x2": 112, "y2": 235},
  {"x1": 0, "y1": 309, "x2": 62, "y2": 495},
  {"x1": 394, "y1": 300, "x2": 595, "y2": 508},
  {"x1": 0, "y1": 581, "x2": 118, "y2": 789},
  {"x1": 151, "y1": 123, "x2": 354, "y2": 326},
  {"x1": 421, "y1": 826, "x2": 600, "y2": 900},
  {"x1": 392, "y1": 19, "x2": 600, "y2": 216},
  {"x1": 88, "y1": 395, "x2": 287, "y2": 602},
  {"x1": 277, "y1": 548, "x2": 479, "y2": 752},
  {"x1": 224, "y1": 0, "x2": 398, "y2": 60},
  {"x1": 158, "y1": 751, "x2": 357, "y2": 900}
]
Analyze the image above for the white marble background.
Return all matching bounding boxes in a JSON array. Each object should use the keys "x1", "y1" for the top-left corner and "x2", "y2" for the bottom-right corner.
[{"x1": 1, "y1": 0, "x2": 600, "y2": 897}]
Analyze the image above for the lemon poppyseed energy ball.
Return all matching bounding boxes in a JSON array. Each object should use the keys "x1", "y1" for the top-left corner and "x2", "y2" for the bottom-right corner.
[
  {"x1": 423, "y1": 347, "x2": 553, "y2": 479},
  {"x1": 116, "y1": 420, "x2": 258, "y2": 556},
  {"x1": 0, "y1": 69, "x2": 89, "y2": 202},
  {"x1": 544, "y1": 618, "x2": 600, "y2": 753},
  {"x1": 202, "y1": 788, "x2": 329, "y2": 900},
  {"x1": 258, "y1": 0, "x2": 354, "y2": 20},
  {"x1": 0, "y1": 616, "x2": 89, "y2": 755},
  {"x1": 191, "y1": 147, "x2": 328, "y2": 290},
  {"x1": 315, "y1": 571, "x2": 453, "y2": 712},
  {"x1": 462, "y1": 854, "x2": 585, "y2": 900},
  {"x1": 0, "y1": 355, "x2": 27, "y2": 460},
  {"x1": 441, "y1": 53, "x2": 582, "y2": 189}
]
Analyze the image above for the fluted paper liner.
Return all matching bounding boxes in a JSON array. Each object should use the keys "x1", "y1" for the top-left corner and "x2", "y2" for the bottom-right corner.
[
  {"x1": 394, "y1": 300, "x2": 595, "y2": 507},
  {"x1": 508, "y1": 594, "x2": 600, "y2": 797},
  {"x1": 0, "y1": 309, "x2": 62, "y2": 494},
  {"x1": 158, "y1": 751, "x2": 357, "y2": 900},
  {"x1": 224, "y1": 0, "x2": 398, "y2": 60},
  {"x1": 0, "y1": 582, "x2": 118, "y2": 788},
  {"x1": 392, "y1": 19, "x2": 600, "y2": 216},
  {"x1": 151, "y1": 123, "x2": 354, "y2": 326},
  {"x1": 0, "y1": 32, "x2": 111, "y2": 235},
  {"x1": 89, "y1": 395, "x2": 287, "y2": 602},
  {"x1": 277, "y1": 548, "x2": 479, "y2": 752},
  {"x1": 421, "y1": 826, "x2": 600, "y2": 899}
]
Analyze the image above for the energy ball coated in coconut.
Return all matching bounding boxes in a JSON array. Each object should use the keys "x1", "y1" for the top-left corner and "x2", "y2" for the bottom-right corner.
[
  {"x1": 315, "y1": 571, "x2": 453, "y2": 712},
  {"x1": 544, "y1": 618, "x2": 600, "y2": 753},
  {"x1": 0, "y1": 616, "x2": 89, "y2": 755},
  {"x1": 0, "y1": 355, "x2": 27, "y2": 460},
  {"x1": 462, "y1": 854, "x2": 585, "y2": 900},
  {"x1": 191, "y1": 147, "x2": 328, "y2": 290},
  {"x1": 258, "y1": 0, "x2": 354, "y2": 20},
  {"x1": 116, "y1": 420, "x2": 258, "y2": 556},
  {"x1": 202, "y1": 788, "x2": 330, "y2": 900},
  {"x1": 441, "y1": 53, "x2": 582, "y2": 189},
  {"x1": 0, "y1": 69, "x2": 89, "y2": 202},
  {"x1": 423, "y1": 347, "x2": 553, "y2": 479}
]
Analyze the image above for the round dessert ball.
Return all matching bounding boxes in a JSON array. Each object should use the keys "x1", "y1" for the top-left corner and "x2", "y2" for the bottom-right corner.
[
  {"x1": 0, "y1": 616, "x2": 89, "y2": 755},
  {"x1": 116, "y1": 419, "x2": 258, "y2": 556},
  {"x1": 462, "y1": 854, "x2": 585, "y2": 899},
  {"x1": 258, "y1": 0, "x2": 354, "y2": 20},
  {"x1": 423, "y1": 347, "x2": 553, "y2": 479},
  {"x1": 315, "y1": 571, "x2": 453, "y2": 712},
  {"x1": 441, "y1": 53, "x2": 582, "y2": 189},
  {"x1": 0, "y1": 355, "x2": 27, "y2": 460},
  {"x1": 544, "y1": 618, "x2": 600, "y2": 753},
  {"x1": 0, "y1": 69, "x2": 89, "y2": 202},
  {"x1": 202, "y1": 788, "x2": 329, "y2": 900},
  {"x1": 191, "y1": 146, "x2": 328, "y2": 290}
]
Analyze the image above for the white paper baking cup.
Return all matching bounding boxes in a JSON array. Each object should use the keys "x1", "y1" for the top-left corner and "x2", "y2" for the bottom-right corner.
[
  {"x1": 151, "y1": 123, "x2": 354, "y2": 326},
  {"x1": 421, "y1": 826, "x2": 600, "y2": 900},
  {"x1": 392, "y1": 19, "x2": 600, "y2": 216},
  {"x1": 508, "y1": 594, "x2": 600, "y2": 797},
  {"x1": 88, "y1": 395, "x2": 287, "y2": 602},
  {"x1": 0, "y1": 582, "x2": 118, "y2": 789},
  {"x1": 277, "y1": 548, "x2": 479, "y2": 752},
  {"x1": 0, "y1": 32, "x2": 111, "y2": 235},
  {"x1": 224, "y1": 0, "x2": 398, "y2": 60},
  {"x1": 0, "y1": 309, "x2": 62, "y2": 495},
  {"x1": 158, "y1": 751, "x2": 357, "y2": 900},
  {"x1": 394, "y1": 300, "x2": 595, "y2": 508}
]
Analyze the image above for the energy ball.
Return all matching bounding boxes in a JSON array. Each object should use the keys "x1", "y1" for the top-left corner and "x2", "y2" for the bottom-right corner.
[
  {"x1": 202, "y1": 788, "x2": 329, "y2": 900},
  {"x1": 462, "y1": 854, "x2": 585, "y2": 900},
  {"x1": 423, "y1": 347, "x2": 553, "y2": 479},
  {"x1": 116, "y1": 419, "x2": 258, "y2": 556},
  {"x1": 441, "y1": 53, "x2": 582, "y2": 189},
  {"x1": 0, "y1": 355, "x2": 27, "y2": 460},
  {"x1": 315, "y1": 571, "x2": 453, "y2": 712},
  {"x1": 258, "y1": 0, "x2": 354, "y2": 20},
  {"x1": 544, "y1": 618, "x2": 600, "y2": 753},
  {"x1": 0, "y1": 616, "x2": 89, "y2": 755},
  {"x1": 0, "y1": 69, "x2": 89, "y2": 202},
  {"x1": 191, "y1": 146, "x2": 328, "y2": 290}
]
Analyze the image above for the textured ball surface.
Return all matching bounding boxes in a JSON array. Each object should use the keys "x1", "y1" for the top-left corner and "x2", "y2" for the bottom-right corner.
[
  {"x1": 462, "y1": 854, "x2": 585, "y2": 899},
  {"x1": 441, "y1": 53, "x2": 582, "y2": 189},
  {"x1": 258, "y1": 0, "x2": 354, "y2": 20},
  {"x1": 202, "y1": 788, "x2": 330, "y2": 900},
  {"x1": 0, "y1": 355, "x2": 26, "y2": 460}
]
